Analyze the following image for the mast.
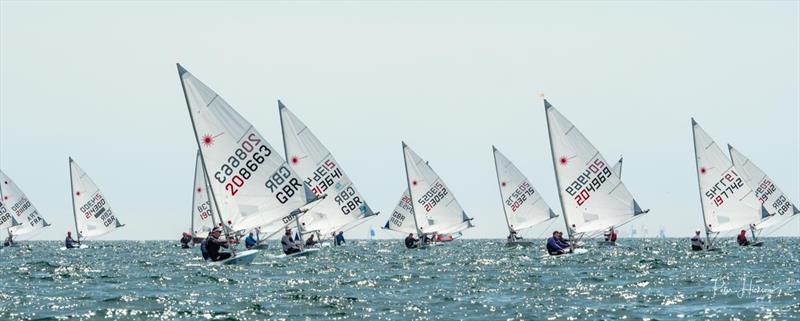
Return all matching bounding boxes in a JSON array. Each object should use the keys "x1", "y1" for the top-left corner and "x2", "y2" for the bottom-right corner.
[
  {"x1": 402, "y1": 142, "x2": 423, "y2": 239},
  {"x1": 68, "y1": 157, "x2": 81, "y2": 243},
  {"x1": 543, "y1": 99, "x2": 573, "y2": 240},
  {"x1": 492, "y1": 146, "x2": 513, "y2": 234},
  {"x1": 690, "y1": 118, "x2": 712, "y2": 249},
  {"x1": 278, "y1": 100, "x2": 305, "y2": 244},
  {"x1": 177, "y1": 64, "x2": 236, "y2": 256},
  {"x1": 190, "y1": 151, "x2": 199, "y2": 239}
]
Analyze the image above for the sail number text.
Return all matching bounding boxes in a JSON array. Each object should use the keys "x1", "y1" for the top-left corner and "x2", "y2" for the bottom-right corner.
[
  {"x1": 505, "y1": 181, "x2": 536, "y2": 212},
  {"x1": 704, "y1": 169, "x2": 744, "y2": 207},
  {"x1": 418, "y1": 181, "x2": 448, "y2": 212},
  {"x1": 565, "y1": 158, "x2": 612, "y2": 206}
]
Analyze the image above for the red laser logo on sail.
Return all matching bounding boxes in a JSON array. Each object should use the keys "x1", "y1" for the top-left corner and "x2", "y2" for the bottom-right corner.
[
  {"x1": 291, "y1": 156, "x2": 299, "y2": 165},
  {"x1": 412, "y1": 180, "x2": 418, "y2": 187},
  {"x1": 196, "y1": 187, "x2": 202, "y2": 193},
  {"x1": 501, "y1": 182, "x2": 507, "y2": 187},
  {"x1": 559, "y1": 156, "x2": 569, "y2": 166},
  {"x1": 200, "y1": 132, "x2": 224, "y2": 147},
  {"x1": 700, "y1": 167, "x2": 707, "y2": 175}
]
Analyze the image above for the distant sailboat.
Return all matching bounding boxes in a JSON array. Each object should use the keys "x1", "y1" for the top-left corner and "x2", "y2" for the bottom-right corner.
[
  {"x1": 728, "y1": 145, "x2": 799, "y2": 234},
  {"x1": 691, "y1": 119, "x2": 769, "y2": 249},
  {"x1": 177, "y1": 64, "x2": 318, "y2": 263},
  {"x1": 190, "y1": 151, "x2": 216, "y2": 243},
  {"x1": 69, "y1": 158, "x2": 124, "y2": 243},
  {"x1": 544, "y1": 99, "x2": 649, "y2": 245},
  {"x1": 0, "y1": 170, "x2": 50, "y2": 243},
  {"x1": 279, "y1": 102, "x2": 378, "y2": 241},
  {"x1": 492, "y1": 146, "x2": 558, "y2": 246},
  {"x1": 384, "y1": 143, "x2": 474, "y2": 247}
]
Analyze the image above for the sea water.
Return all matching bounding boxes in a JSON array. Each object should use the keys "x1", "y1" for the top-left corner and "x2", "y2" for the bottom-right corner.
[{"x1": 0, "y1": 238, "x2": 797, "y2": 320}]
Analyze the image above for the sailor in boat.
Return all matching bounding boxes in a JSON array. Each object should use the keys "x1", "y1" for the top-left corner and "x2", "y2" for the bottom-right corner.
[
  {"x1": 545, "y1": 231, "x2": 572, "y2": 255},
  {"x1": 204, "y1": 228, "x2": 238, "y2": 262},
  {"x1": 690, "y1": 230, "x2": 705, "y2": 251},
  {"x1": 64, "y1": 231, "x2": 79, "y2": 249},
  {"x1": 281, "y1": 228, "x2": 302, "y2": 255},
  {"x1": 335, "y1": 231, "x2": 346, "y2": 246},
  {"x1": 404, "y1": 233, "x2": 418, "y2": 249},
  {"x1": 603, "y1": 228, "x2": 618, "y2": 244},
  {"x1": 3, "y1": 234, "x2": 13, "y2": 247},
  {"x1": 305, "y1": 234, "x2": 318, "y2": 247},
  {"x1": 507, "y1": 230, "x2": 523, "y2": 243},
  {"x1": 244, "y1": 231, "x2": 258, "y2": 250},
  {"x1": 180, "y1": 232, "x2": 192, "y2": 249},
  {"x1": 736, "y1": 230, "x2": 751, "y2": 246}
]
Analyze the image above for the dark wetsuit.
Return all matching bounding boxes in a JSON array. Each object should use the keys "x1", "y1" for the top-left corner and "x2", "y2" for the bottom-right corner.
[
  {"x1": 405, "y1": 236, "x2": 417, "y2": 248},
  {"x1": 691, "y1": 235, "x2": 704, "y2": 251},
  {"x1": 65, "y1": 236, "x2": 77, "y2": 249},
  {"x1": 281, "y1": 235, "x2": 301, "y2": 255},
  {"x1": 180, "y1": 235, "x2": 192, "y2": 249},
  {"x1": 204, "y1": 236, "x2": 232, "y2": 261},
  {"x1": 546, "y1": 237, "x2": 570, "y2": 255}
]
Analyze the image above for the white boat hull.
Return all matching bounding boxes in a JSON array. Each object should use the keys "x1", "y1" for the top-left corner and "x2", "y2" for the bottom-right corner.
[{"x1": 214, "y1": 249, "x2": 259, "y2": 265}]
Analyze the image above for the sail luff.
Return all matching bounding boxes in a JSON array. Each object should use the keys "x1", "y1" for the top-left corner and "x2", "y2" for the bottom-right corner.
[
  {"x1": 544, "y1": 100, "x2": 573, "y2": 240},
  {"x1": 691, "y1": 119, "x2": 713, "y2": 246},
  {"x1": 176, "y1": 64, "x2": 234, "y2": 252},
  {"x1": 492, "y1": 146, "x2": 514, "y2": 233},
  {"x1": 402, "y1": 142, "x2": 423, "y2": 237},
  {"x1": 68, "y1": 157, "x2": 81, "y2": 243}
]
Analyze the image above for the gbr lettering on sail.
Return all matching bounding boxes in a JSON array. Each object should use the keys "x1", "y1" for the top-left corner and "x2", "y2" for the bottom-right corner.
[{"x1": 211, "y1": 132, "x2": 302, "y2": 204}]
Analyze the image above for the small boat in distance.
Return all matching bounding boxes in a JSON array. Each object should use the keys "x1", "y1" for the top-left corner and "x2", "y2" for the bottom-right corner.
[
  {"x1": 384, "y1": 142, "x2": 474, "y2": 248},
  {"x1": 492, "y1": 146, "x2": 558, "y2": 247},
  {"x1": 68, "y1": 158, "x2": 124, "y2": 248},
  {"x1": 190, "y1": 150, "x2": 216, "y2": 245},
  {"x1": 0, "y1": 170, "x2": 50, "y2": 245},
  {"x1": 690, "y1": 119, "x2": 770, "y2": 250}
]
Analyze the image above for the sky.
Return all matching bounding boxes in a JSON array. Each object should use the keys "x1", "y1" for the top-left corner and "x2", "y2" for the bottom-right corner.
[{"x1": 1, "y1": 1, "x2": 798, "y2": 240}]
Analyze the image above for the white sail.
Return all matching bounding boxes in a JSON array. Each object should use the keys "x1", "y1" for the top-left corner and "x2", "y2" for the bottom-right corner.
[
  {"x1": 691, "y1": 119, "x2": 767, "y2": 233},
  {"x1": 611, "y1": 157, "x2": 623, "y2": 178},
  {"x1": 729, "y1": 145, "x2": 798, "y2": 230},
  {"x1": 177, "y1": 65, "x2": 313, "y2": 234},
  {"x1": 403, "y1": 143, "x2": 473, "y2": 235},
  {"x1": 69, "y1": 158, "x2": 123, "y2": 240},
  {"x1": 383, "y1": 189, "x2": 418, "y2": 234},
  {"x1": 492, "y1": 146, "x2": 557, "y2": 233},
  {"x1": 191, "y1": 151, "x2": 216, "y2": 238},
  {"x1": 279, "y1": 102, "x2": 377, "y2": 237},
  {"x1": 0, "y1": 170, "x2": 50, "y2": 238},
  {"x1": 0, "y1": 175, "x2": 21, "y2": 230},
  {"x1": 544, "y1": 100, "x2": 647, "y2": 236}
]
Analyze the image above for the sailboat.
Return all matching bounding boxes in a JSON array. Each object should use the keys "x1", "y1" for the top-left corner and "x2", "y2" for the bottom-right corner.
[
  {"x1": 278, "y1": 101, "x2": 378, "y2": 244},
  {"x1": 691, "y1": 119, "x2": 770, "y2": 249},
  {"x1": 68, "y1": 158, "x2": 124, "y2": 248},
  {"x1": 384, "y1": 142, "x2": 474, "y2": 248},
  {"x1": 190, "y1": 150, "x2": 217, "y2": 245},
  {"x1": 544, "y1": 99, "x2": 649, "y2": 250},
  {"x1": 728, "y1": 145, "x2": 799, "y2": 238},
  {"x1": 492, "y1": 146, "x2": 558, "y2": 247},
  {"x1": 0, "y1": 170, "x2": 50, "y2": 245},
  {"x1": 177, "y1": 64, "x2": 317, "y2": 263}
]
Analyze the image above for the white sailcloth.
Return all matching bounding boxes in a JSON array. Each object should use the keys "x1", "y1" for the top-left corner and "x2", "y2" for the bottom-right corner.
[
  {"x1": 545, "y1": 100, "x2": 647, "y2": 236},
  {"x1": 403, "y1": 143, "x2": 473, "y2": 235},
  {"x1": 177, "y1": 64, "x2": 313, "y2": 234},
  {"x1": 611, "y1": 157, "x2": 623, "y2": 178},
  {"x1": 492, "y1": 146, "x2": 557, "y2": 233},
  {"x1": 729, "y1": 145, "x2": 798, "y2": 230},
  {"x1": 191, "y1": 151, "x2": 216, "y2": 238},
  {"x1": 384, "y1": 189, "x2": 418, "y2": 234},
  {"x1": 0, "y1": 175, "x2": 21, "y2": 230},
  {"x1": 69, "y1": 158, "x2": 123, "y2": 240},
  {"x1": 0, "y1": 170, "x2": 50, "y2": 238},
  {"x1": 279, "y1": 102, "x2": 377, "y2": 237},
  {"x1": 691, "y1": 119, "x2": 767, "y2": 233}
]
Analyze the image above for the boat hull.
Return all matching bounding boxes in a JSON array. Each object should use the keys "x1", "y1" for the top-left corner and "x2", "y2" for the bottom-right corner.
[{"x1": 216, "y1": 249, "x2": 259, "y2": 265}]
